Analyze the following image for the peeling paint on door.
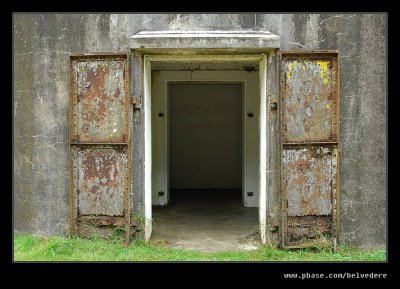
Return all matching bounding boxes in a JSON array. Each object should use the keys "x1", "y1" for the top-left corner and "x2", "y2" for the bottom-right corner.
[
  {"x1": 72, "y1": 56, "x2": 129, "y2": 143},
  {"x1": 280, "y1": 51, "x2": 339, "y2": 249},
  {"x1": 282, "y1": 56, "x2": 338, "y2": 144},
  {"x1": 70, "y1": 54, "x2": 132, "y2": 244},
  {"x1": 284, "y1": 147, "x2": 336, "y2": 217},
  {"x1": 76, "y1": 147, "x2": 127, "y2": 216}
]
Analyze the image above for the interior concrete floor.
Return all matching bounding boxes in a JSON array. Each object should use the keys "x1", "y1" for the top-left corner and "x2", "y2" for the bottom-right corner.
[{"x1": 151, "y1": 189, "x2": 260, "y2": 252}]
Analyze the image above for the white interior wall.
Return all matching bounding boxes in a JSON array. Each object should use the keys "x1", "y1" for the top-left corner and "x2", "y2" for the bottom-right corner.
[{"x1": 169, "y1": 83, "x2": 242, "y2": 189}]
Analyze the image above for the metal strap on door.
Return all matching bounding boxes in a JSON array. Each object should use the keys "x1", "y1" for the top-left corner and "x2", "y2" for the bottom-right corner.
[
  {"x1": 69, "y1": 54, "x2": 132, "y2": 244},
  {"x1": 280, "y1": 51, "x2": 340, "y2": 249}
]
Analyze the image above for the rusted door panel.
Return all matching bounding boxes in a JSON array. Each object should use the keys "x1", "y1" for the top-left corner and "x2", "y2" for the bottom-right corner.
[
  {"x1": 280, "y1": 51, "x2": 339, "y2": 249},
  {"x1": 72, "y1": 56, "x2": 129, "y2": 143},
  {"x1": 75, "y1": 146, "x2": 127, "y2": 216},
  {"x1": 287, "y1": 216, "x2": 331, "y2": 245},
  {"x1": 283, "y1": 147, "x2": 335, "y2": 216},
  {"x1": 70, "y1": 54, "x2": 131, "y2": 243},
  {"x1": 282, "y1": 56, "x2": 338, "y2": 143}
]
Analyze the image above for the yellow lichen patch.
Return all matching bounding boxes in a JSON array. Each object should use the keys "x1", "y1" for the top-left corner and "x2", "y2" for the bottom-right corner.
[
  {"x1": 326, "y1": 104, "x2": 330, "y2": 109},
  {"x1": 302, "y1": 60, "x2": 307, "y2": 71},
  {"x1": 286, "y1": 61, "x2": 299, "y2": 81},
  {"x1": 317, "y1": 60, "x2": 331, "y2": 85}
]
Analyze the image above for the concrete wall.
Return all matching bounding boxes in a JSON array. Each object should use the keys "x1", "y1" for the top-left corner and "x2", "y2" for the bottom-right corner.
[
  {"x1": 169, "y1": 83, "x2": 242, "y2": 189},
  {"x1": 13, "y1": 13, "x2": 386, "y2": 247}
]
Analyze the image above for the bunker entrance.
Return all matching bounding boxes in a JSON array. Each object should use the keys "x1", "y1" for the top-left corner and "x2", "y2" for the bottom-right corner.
[
  {"x1": 68, "y1": 32, "x2": 340, "y2": 250},
  {"x1": 150, "y1": 64, "x2": 260, "y2": 251}
]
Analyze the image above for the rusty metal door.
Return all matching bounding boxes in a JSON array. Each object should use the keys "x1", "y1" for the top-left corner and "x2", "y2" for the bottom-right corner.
[
  {"x1": 280, "y1": 51, "x2": 339, "y2": 249},
  {"x1": 69, "y1": 54, "x2": 132, "y2": 244}
]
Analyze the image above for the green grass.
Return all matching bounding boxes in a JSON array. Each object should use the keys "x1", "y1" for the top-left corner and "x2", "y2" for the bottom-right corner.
[{"x1": 13, "y1": 235, "x2": 386, "y2": 262}]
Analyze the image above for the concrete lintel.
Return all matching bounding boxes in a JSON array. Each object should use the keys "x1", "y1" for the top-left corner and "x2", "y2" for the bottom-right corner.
[{"x1": 130, "y1": 30, "x2": 280, "y2": 49}]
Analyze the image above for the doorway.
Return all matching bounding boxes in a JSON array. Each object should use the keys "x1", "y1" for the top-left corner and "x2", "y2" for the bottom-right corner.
[
  {"x1": 149, "y1": 66, "x2": 262, "y2": 250},
  {"x1": 142, "y1": 56, "x2": 268, "y2": 246}
]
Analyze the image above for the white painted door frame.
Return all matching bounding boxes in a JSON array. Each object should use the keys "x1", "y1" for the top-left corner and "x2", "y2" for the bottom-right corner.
[{"x1": 143, "y1": 54, "x2": 268, "y2": 242}]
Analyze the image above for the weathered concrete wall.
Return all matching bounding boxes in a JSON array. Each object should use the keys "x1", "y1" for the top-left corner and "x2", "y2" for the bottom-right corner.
[{"x1": 13, "y1": 13, "x2": 386, "y2": 247}]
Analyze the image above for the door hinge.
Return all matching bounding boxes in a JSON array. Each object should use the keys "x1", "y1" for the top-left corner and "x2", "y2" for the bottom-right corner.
[
  {"x1": 131, "y1": 96, "x2": 142, "y2": 110},
  {"x1": 130, "y1": 96, "x2": 139, "y2": 105}
]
